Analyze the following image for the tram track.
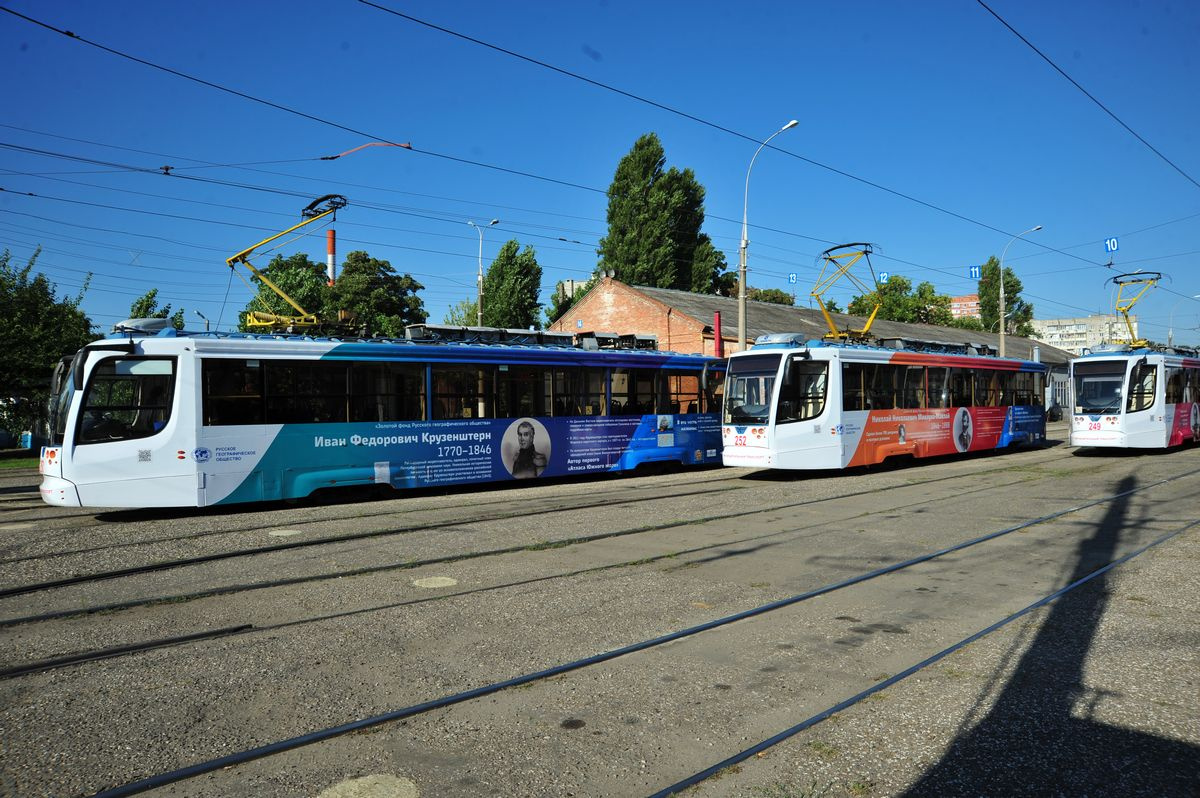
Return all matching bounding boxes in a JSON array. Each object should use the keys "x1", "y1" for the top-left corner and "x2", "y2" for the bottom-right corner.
[
  {"x1": 0, "y1": 445, "x2": 1086, "y2": 621},
  {"x1": 0, "y1": 468, "x2": 741, "y2": 562},
  {"x1": 1, "y1": 450, "x2": 1182, "y2": 683},
  {"x1": 0, "y1": 443, "x2": 1078, "y2": 590},
  {"x1": 79, "y1": 464, "x2": 1200, "y2": 798}
]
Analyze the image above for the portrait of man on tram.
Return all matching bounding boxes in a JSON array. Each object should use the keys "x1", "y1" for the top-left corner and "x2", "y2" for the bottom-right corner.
[{"x1": 503, "y1": 418, "x2": 550, "y2": 478}]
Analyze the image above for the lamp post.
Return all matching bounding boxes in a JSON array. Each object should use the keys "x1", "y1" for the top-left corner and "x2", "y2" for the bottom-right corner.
[
  {"x1": 1168, "y1": 294, "x2": 1200, "y2": 347},
  {"x1": 739, "y1": 119, "x2": 799, "y2": 351},
  {"x1": 998, "y1": 224, "x2": 1042, "y2": 357},
  {"x1": 193, "y1": 310, "x2": 210, "y2": 332},
  {"x1": 468, "y1": 219, "x2": 499, "y2": 326}
]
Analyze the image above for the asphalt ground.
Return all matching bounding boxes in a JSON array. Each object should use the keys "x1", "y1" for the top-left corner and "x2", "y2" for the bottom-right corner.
[{"x1": 0, "y1": 421, "x2": 1196, "y2": 797}]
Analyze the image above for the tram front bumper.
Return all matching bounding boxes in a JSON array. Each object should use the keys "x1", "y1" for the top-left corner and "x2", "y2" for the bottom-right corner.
[{"x1": 39, "y1": 474, "x2": 81, "y2": 507}]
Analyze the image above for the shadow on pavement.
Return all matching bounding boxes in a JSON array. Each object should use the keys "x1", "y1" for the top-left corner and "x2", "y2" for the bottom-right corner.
[{"x1": 902, "y1": 474, "x2": 1199, "y2": 797}]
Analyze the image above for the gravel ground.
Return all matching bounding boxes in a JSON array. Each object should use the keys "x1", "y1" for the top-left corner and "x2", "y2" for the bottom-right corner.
[{"x1": 688, "y1": 503, "x2": 1199, "y2": 797}]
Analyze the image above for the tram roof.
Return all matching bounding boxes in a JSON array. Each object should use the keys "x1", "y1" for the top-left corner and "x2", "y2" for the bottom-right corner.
[
  {"x1": 742, "y1": 333, "x2": 1047, "y2": 369},
  {"x1": 1073, "y1": 343, "x2": 1200, "y2": 361},
  {"x1": 96, "y1": 322, "x2": 718, "y2": 367},
  {"x1": 630, "y1": 285, "x2": 1074, "y2": 366}
]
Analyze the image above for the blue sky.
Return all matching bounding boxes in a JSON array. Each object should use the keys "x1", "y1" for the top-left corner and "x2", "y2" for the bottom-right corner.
[{"x1": 3, "y1": 0, "x2": 1198, "y2": 344}]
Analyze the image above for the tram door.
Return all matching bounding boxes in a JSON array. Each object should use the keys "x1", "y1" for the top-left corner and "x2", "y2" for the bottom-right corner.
[{"x1": 67, "y1": 356, "x2": 198, "y2": 506}]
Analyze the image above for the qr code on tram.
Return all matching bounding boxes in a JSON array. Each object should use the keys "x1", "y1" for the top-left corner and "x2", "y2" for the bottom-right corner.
[{"x1": 138, "y1": 449, "x2": 152, "y2": 463}]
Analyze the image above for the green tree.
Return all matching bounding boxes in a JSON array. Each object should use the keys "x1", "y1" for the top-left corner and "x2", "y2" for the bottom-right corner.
[
  {"x1": 0, "y1": 248, "x2": 94, "y2": 436},
  {"x1": 823, "y1": 298, "x2": 843, "y2": 314},
  {"x1": 481, "y1": 240, "x2": 542, "y2": 329},
  {"x1": 327, "y1": 250, "x2": 426, "y2": 336},
  {"x1": 847, "y1": 275, "x2": 954, "y2": 326},
  {"x1": 129, "y1": 288, "x2": 184, "y2": 330},
  {"x1": 444, "y1": 298, "x2": 477, "y2": 326},
  {"x1": 747, "y1": 287, "x2": 795, "y2": 306},
  {"x1": 239, "y1": 251, "x2": 426, "y2": 335},
  {"x1": 598, "y1": 132, "x2": 729, "y2": 293},
  {"x1": 977, "y1": 255, "x2": 1035, "y2": 337}
]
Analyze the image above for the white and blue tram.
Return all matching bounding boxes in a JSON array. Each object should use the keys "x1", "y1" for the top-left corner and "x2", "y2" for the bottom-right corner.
[
  {"x1": 722, "y1": 334, "x2": 1047, "y2": 470},
  {"x1": 39, "y1": 322, "x2": 725, "y2": 508},
  {"x1": 1069, "y1": 344, "x2": 1200, "y2": 449}
]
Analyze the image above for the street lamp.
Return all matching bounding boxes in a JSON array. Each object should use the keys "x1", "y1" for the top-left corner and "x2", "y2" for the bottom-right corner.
[
  {"x1": 739, "y1": 119, "x2": 799, "y2": 351},
  {"x1": 1168, "y1": 294, "x2": 1200, "y2": 347},
  {"x1": 998, "y1": 224, "x2": 1042, "y2": 357},
  {"x1": 193, "y1": 310, "x2": 210, "y2": 331},
  {"x1": 468, "y1": 219, "x2": 499, "y2": 326}
]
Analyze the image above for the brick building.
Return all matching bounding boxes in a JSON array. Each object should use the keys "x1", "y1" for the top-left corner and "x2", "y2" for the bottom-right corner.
[
  {"x1": 548, "y1": 278, "x2": 1071, "y2": 368},
  {"x1": 950, "y1": 294, "x2": 981, "y2": 319}
]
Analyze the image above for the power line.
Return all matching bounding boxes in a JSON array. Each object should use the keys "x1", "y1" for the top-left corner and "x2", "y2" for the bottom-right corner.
[{"x1": 977, "y1": 0, "x2": 1200, "y2": 191}]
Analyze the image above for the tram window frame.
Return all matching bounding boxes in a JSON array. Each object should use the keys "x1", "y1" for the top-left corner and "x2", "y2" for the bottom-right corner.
[
  {"x1": 78, "y1": 356, "x2": 176, "y2": 444},
  {"x1": 948, "y1": 368, "x2": 973, "y2": 407},
  {"x1": 265, "y1": 361, "x2": 349, "y2": 424},
  {"x1": 1126, "y1": 361, "x2": 1157, "y2": 413},
  {"x1": 661, "y1": 370, "x2": 703, "y2": 414},
  {"x1": 1164, "y1": 366, "x2": 1185, "y2": 404},
  {"x1": 610, "y1": 368, "x2": 656, "y2": 415},
  {"x1": 926, "y1": 367, "x2": 950, "y2": 409},
  {"x1": 900, "y1": 366, "x2": 926, "y2": 409},
  {"x1": 202, "y1": 359, "x2": 264, "y2": 426},
  {"x1": 841, "y1": 362, "x2": 869, "y2": 411},
  {"x1": 349, "y1": 361, "x2": 425, "y2": 422},
  {"x1": 432, "y1": 364, "x2": 495, "y2": 420},
  {"x1": 776, "y1": 357, "x2": 828, "y2": 423},
  {"x1": 496, "y1": 364, "x2": 551, "y2": 418}
]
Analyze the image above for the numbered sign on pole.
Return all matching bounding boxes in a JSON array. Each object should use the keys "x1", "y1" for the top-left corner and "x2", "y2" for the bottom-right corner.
[
  {"x1": 969, "y1": 265, "x2": 981, "y2": 280},
  {"x1": 1104, "y1": 237, "x2": 1119, "y2": 254},
  {"x1": 788, "y1": 273, "x2": 798, "y2": 285},
  {"x1": 878, "y1": 272, "x2": 889, "y2": 284}
]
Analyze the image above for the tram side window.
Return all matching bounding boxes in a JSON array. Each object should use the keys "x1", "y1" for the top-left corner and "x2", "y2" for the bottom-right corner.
[
  {"x1": 948, "y1": 368, "x2": 972, "y2": 407},
  {"x1": 926, "y1": 367, "x2": 949, "y2": 409},
  {"x1": 842, "y1": 363, "x2": 869, "y2": 411},
  {"x1": 1187, "y1": 368, "x2": 1200, "y2": 403},
  {"x1": 1126, "y1": 363, "x2": 1157, "y2": 413},
  {"x1": 867, "y1": 364, "x2": 896, "y2": 410},
  {"x1": 900, "y1": 366, "x2": 926, "y2": 409},
  {"x1": 432, "y1": 365, "x2": 495, "y2": 420},
  {"x1": 497, "y1": 366, "x2": 551, "y2": 418},
  {"x1": 350, "y1": 362, "x2": 425, "y2": 422},
  {"x1": 776, "y1": 358, "x2": 828, "y2": 423},
  {"x1": 1164, "y1": 367, "x2": 1184, "y2": 404},
  {"x1": 610, "y1": 368, "x2": 656, "y2": 415},
  {"x1": 203, "y1": 359, "x2": 263, "y2": 426},
  {"x1": 79, "y1": 358, "x2": 175, "y2": 443},
  {"x1": 975, "y1": 371, "x2": 1001, "y2": 407},
  {"x1": 1009, "y1": 372, "x2": 1035, "y2": 406},
  {"x1": 703, "y1": 367, "x2": 725, "y2": 414},
  {"x1": 265, "y1": 362, "x2": 349, "y2": 423},
  {"x1": 662, "y1": 371, "x2": 703, "y2": 414},
  {"x1": 548, "y1": 368, "x2": 590, "y2": 416}
]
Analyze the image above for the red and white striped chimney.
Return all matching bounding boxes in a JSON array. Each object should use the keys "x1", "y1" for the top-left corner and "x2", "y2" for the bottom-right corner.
[{"x1": 326, "y1": 229, "x2": 337, "y2": 286}]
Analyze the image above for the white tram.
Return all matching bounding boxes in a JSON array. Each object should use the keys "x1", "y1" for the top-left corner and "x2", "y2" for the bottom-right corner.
[
  {"x1": 39, "y1": 321, "x2": 725, "y2": 508},
  {"x1": 722, "y1": 334, "x2": 1047, "y2": 470},
  {"x1": 1069, "y1": 344, "x2": 1200, "y2": 449}
]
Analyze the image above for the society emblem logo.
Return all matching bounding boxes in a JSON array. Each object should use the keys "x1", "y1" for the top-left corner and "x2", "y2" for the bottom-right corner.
[{"x1": 193, "y1": 448, "x2": 212, "y2": 463}]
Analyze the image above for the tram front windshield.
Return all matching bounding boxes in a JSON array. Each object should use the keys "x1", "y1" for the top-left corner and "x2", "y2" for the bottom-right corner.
[
  {"x1": 1073, "y1": 360, "x2": 1126, "y2": 414},
  {"x1": 723, "y1": 353, "x2": 782, "y2": 425}
]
